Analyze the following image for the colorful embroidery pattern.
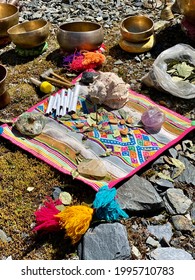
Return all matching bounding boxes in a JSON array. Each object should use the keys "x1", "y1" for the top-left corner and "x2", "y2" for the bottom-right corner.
[{"x1": 1, "y1": 89, "x2": 194, "y2": 191}]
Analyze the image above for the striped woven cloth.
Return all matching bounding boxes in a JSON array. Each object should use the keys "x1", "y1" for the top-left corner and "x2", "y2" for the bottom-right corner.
[{"x1": 1, "y1": 89, "x2": 194, "y2": 191}]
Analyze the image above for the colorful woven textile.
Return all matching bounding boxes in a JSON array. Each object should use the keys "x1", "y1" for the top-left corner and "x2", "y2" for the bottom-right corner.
[{"x1": 0, "y1": 89, "x2": 194, "y2": 191}]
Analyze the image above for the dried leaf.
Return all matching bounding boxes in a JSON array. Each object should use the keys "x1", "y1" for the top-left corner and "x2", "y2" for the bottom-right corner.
[
  {"x1": 118, "y1": 108, "x2": 128, "y2": 120},
  {"x1": 56, "y1": 204, "x2": 65, "y2": 211},
  {"x1": 157, "y1": 172, "x2": 174, "y2": 182},
  {"x1": 59, "y1": 191, "x2": 72, "y2": 205},
  {"x1": 0, "y1": 118, "x2": 13, "y2": 124},
  {"x1": 87, "y1": 115, "x2": 97, "y2": 126},
  {"x1": 171, "y1": 158, "x2": 185, "y2": 178},
  {"x1": 27, "y1": 187, "x2": 34, "y2": 192},
  {"x1": 99, "y1": 148, "x2": 112, "y2": 157},
  {"x1": 176, "y1": 62, "x2": 194, "y2": 79},
  {"x1": 167, "y1": 68, "x2": 177, "y2": 74},
  {"x1": 113, "y1": 129, "x2": 120, "y2": 137},
  {"x1": 90, "y1": 112, "x2": 97, "y2": 121},
  {"x1": 59, "y1": 114, "x2": 71, "y2": 121},
  {"x1": 171, "y1": 76, "x2": 184, "y2": 82},
  {"x1": 71, "y1": 169, "x2": 79, "y2": 179},
  {"x1": 163, "y1": 156, "x2": 173, "y2": 165}
]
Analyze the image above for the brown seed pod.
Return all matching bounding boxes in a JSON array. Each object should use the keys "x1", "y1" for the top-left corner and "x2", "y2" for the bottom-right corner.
[
  {"x1": 72, "y1": 113, "x2": 79, "y2": 120},
  {"x1": 126, "y1": 117, "x2": 133, "y2": 124},
  {"x1": 120, "y1": 119, "x2": 126, "y2": 125},
  {"x1": 120, "y1": 127, "x2": 129, "y2": 136},
  {"x1": 75, "y1": 123, "x2": 84, "y2": 129},
  {"x1": 109, "y1": 118, "x2": 118, "y2": 124}
]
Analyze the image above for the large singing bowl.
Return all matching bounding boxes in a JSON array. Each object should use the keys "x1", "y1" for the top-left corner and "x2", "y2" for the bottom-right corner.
[
  {"x1": 177, "y1": 0, "x2": 195, "y2": 24},
  {"x1": 57, "y1": 21, "x2": 104, "y2": 52},
  {"x1": 7, "y1": 19, "x2": 50, "y2": 49},
  {"x1": 0, "y1": 3, "x2": 19, "y2": 37}
]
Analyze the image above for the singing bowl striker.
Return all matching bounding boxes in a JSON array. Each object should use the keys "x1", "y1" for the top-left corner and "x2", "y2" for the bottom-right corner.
[
  {"x1": 120, "y1": 15, "x2": 154, "y2": 43},
  {"x1": 57, "y1": 21, "x2": 104, "y2": 51},
  {"x1": 7, "y1": 19, "x2": 49, "y2": 49},
  {"x1": 177, "y1": 0, "x2": 195, "y2": 25},
  {"x1": 0, "y1": 3, "x2": 19, "y2": 37}
]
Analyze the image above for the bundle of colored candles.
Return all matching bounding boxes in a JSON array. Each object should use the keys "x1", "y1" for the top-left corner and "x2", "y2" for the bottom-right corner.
[{"x1": 45, "y1": 84, "x2": 81, "y2": 117}]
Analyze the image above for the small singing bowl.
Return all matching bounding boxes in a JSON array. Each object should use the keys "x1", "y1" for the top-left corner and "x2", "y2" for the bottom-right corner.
[
  {"x1": 0, "y1": 3, "x2": 19, "y2": 38},
  {"x1": 0, "y1": 64, "x2": 7, "y2": 94},
  {"x1": 120, "y1": 15, "x2": 154, "y2": 43},
  {"x1": 57, "y1": 21, "x2": 104, "y2": 52},
  {"x1": 7, "y1": 19, "x2": 49, "y2": 49}
]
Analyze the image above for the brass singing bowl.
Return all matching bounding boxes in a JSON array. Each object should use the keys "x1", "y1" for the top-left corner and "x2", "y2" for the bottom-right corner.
[
  {"x1": 0, "y1": 64, "x2": 7, "y2": 94},
  {"x1": 0, "y1": 3, "x2": 19, "y2": 38},
  {"x1": 7, "y1": 19, "x2": 50, "y2": 49},
  {"x1": 120, "y1": 15, "x2": 154, "y2": 43},
  {"x1": 57, "y1": 21, "x2": 104, "y2": 51},
  {"x1": 177, "y1": 0, "x2": 195, "y2": 25}
]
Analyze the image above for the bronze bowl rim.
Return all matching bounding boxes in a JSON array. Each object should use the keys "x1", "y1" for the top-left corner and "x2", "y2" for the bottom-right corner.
[
  {"x1": 7, "y1": 19, "x2": 49, "y2": 35},
  {"x1": 0, "y1": 64, "x2": 7, "y2": 83},
  {"x1": 0, "y1": 3, "x2": 19, "y2": 20},
  {"x1": 121, "y1": 15, "x2": 154, "y2": 36},
  {"x1": 58, "y1": 21, "x2": 103, "y2": 33}
]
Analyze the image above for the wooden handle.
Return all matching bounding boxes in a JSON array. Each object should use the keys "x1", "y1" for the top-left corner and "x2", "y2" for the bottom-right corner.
[
  {"x1": 30, "y1": 77, "x2": 41, "y2": 87},
  {"x1": 52, "y1": 72, "x2": 72, "y2": 85},
  {"x1": 43, "y1": 76, "x2": 72, "y2": 88}
]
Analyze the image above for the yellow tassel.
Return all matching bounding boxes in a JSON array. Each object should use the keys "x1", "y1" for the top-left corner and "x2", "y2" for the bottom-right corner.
[{"x1": 55, "y1": 205, "x2": 94, "y2": 244}]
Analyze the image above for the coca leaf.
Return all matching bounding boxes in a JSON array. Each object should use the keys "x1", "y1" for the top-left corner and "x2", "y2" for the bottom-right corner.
[{"x1": 176, "y1": 62, "x2": 194, "y2": 79}]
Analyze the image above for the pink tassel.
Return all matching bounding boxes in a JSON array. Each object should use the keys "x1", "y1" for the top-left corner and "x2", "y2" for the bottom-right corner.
[
  {"x1": 33, "y1": 197, "x2": 62, "y2": 233},
  {"x1": 69, "y1": 55, "x2": 85, "y2": 71}
]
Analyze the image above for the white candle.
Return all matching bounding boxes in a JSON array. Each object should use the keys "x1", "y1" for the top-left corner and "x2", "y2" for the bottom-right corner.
[
  {"x1": 60, "y1": 89, "x2": 65, "y2": 109},
  {"x1": 56, "y1": 94, "x2": 61, "y2": 117},
  {"x1": 45, "y1": 95, "x2": 54, "y2": 115},
  {"x1": 69, "y1": 83, "x2": 80, "y2": 113},
  {"x1": 61, "y1": 93, "x2": 68, "y2": 116},
  {"x1": 52, "y1": 94, "x2": 58, "y2": 112},
  {"x1": 67, "y1": 88, "x2": 73, "y2": 113}
]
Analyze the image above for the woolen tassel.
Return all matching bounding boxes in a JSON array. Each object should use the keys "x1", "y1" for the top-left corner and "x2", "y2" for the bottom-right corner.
[
  {"x1": 93, "y1": 185, "x2": 129, "y2": 221},
  {"x1": 33, "y1": 197, "x2": 62, "y2": 233},
  {"x1": 55, "y1": 205, "x2": 94, "y2": 244}
]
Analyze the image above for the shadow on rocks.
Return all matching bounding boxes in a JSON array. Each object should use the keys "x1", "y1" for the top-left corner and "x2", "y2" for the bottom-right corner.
[
  {"x1": 0, "y1": 49, "x2": 39, "y2": 66},
  {"x1": 46, "y1": 48, "x2": 64, "y2": 67},
  {"x1": 151, "y1": 23, "x2": 195, "y2": 59},
  {"x1": 21, "y1": 231, "x2": 75, "y2": 260}
]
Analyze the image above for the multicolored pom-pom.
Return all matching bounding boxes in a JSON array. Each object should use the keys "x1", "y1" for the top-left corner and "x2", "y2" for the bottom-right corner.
[{"x1": 33, "y1": 185, "x2": 128, "y2": 244}]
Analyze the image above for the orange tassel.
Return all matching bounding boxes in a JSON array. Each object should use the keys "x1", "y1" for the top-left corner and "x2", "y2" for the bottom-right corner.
[
  {"x1": 82, "y1": 52, "x2": 106, "y2": 65},
  {"x1": 55, "y1": 205, "x2": 94, "y2": 244}
]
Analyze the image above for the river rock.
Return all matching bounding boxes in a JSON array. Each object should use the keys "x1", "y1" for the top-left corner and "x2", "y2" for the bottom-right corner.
[
  {"x1": 147, "y1": 222, "x2": 173, "y2": 243},
  {"x1": 117, "y1": 175, "x2": 164, "y2": 212},
  {"x1": 163, "y1": 188, "x2": 192, "y2": 215},
  {"x1": 149, "y1": 247, "x2": 193, "y2": 260},
  {"x1": 0, "y1": 229, "x2": 9, "y2": 243},
  {"x1": 77, "y1": 159, "x2": 107, "y2": 179},
  {"x1": 14, "y1": 112, "x2": 46, "y2": 136},
  {"x1": 146, "y1": 236, "x2": 161, "y2": 248},
  {"x1": 77, "y1": 222, "x2": 131, "y2": 260},
  {"x1": 171, "y1": 215, "x2": 194, "y2": 232},
  {"x1": 191, "y1": 202, "x2": 195, "y2": 224},
  {"x1": 176, "y1": 155, "x2": 195, "y2": 185}
]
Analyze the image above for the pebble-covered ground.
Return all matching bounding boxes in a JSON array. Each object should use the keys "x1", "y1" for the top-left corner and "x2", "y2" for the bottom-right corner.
[{"x1": 0, "y1": 0, "x2": 194, "y2": 260}]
